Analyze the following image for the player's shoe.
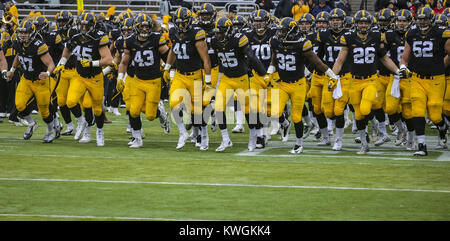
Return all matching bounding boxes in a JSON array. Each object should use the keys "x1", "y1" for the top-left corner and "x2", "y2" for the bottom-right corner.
[
  {"x1": 176, "y1": 132, "x2": 189, "y2": 150},
  {"x1": 414, "y1": 143, "x2": 428, "y2": 156},
  {"x1": 374, "y1": 134, "x2": 391, "y2": 146},
  {"x1": 74, "y1": 119, "x2": 88, "y2": 140},
  {"x1": 232, "y1": 124, "x2": 244, "y2": 133},
  {"x1": 215, "y1": 140, "x2": 233, "y2": 152},
  {"x1": 332, "y1": 139, "x2": 342, "y2": 151},
  {"x1": 289, "y1": 145, "x2": 303, "y2": 154},
  {"x1": 96, "y1": 128, "x2": 105, "y2": 147},
  {"x1": 43, "y1": 128, "x2": 56, "y2": 143},
  {"x1": 79, "y1": 126, "x2": 91, "y2": 143},
  {"x1": 357, "y1": 143, "x2": 369, "y2": 155},
  {"x1": 280, "y1": 121, "x2": 291, "y2": 142},
  {"x1": 24, "y1": 122, "x2": 38, "y2": 140}
]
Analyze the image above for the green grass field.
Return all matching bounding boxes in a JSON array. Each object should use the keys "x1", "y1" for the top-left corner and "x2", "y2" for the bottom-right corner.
[{"x1": 0, "y1": 106, "x2": 449, "y2": 221}]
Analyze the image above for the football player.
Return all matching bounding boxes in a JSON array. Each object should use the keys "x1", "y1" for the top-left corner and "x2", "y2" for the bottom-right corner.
[
  {"x1": 54, "y1": 10, "x2": 85, "y2": 137},
  {"x1": 163, "y1": 7, "x2": 212, "y2": 150},
  {"x1": 400, "y1": 7, "x2": 450, "y2": 155},
  {"x1": 55, "y1": 12, "x2": 114, "y2": 146},
  {"x1": 269, "y1": 17, "x2": 339, "y2": 154},
  {"x1": 246, "y1": 9, "x2": 276, "y2": 151},
  {"x1": 198, "y1": 3, "x2": 220, "y2": 146},
  {"x1": 6, "y1": 20, "x2": 55, "y2": 142},
  {"x1": 384, "y1": 9, "x2": 415, "y2": 150},
  {"x1": 33, "y1": 15, "x2": 64, "y2": 139},
  {"x1": 308, "y1": 11, "x2": 333, "y2": 146},
  {"x1": 210, "y1": 17, "x2": 268, "y2": 152},
  {"x1": 117, "y1": 14, "x2": 170, "y2": 148},
  {"x1": 332, "y1": 10, "x2": 406, "y2": 154},
  {"x1": 315, "y1": 8, "x2": 351, "y2": 151}
]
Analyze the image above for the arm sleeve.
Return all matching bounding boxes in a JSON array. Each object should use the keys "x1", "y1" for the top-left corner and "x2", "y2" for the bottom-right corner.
[{"x1": 245, "y1": 47, "x2": 267, "y2": 76}]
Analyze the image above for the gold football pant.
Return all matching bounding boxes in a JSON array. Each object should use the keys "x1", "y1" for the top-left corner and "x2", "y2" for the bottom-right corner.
[
  {"x1": 349, "y1": 75, "x2": 378, "y2": 121},
  {"x1": 410, "y1": 73, "x2": 445, "y2": 124},
  {"x1": 321, "y1": 72, "x2": 351, "y2": 118},
  {"x1": 272, "y1": 78, "x2": 307, "y2": 124},
  {"x1": 385, "y1": 76, "x2": 413, "y2": 119},
  {"x1": 169, "y1": 70, "x2": 204, "y2": 116},
  {"x1": 66, "y1": 72, "x2": 104, "y2": 116},
  {"x1": 373, "y1": 74, "x2": 390, "y2": 110},
  {"x1": 15, "y1": 75, "x2": 51, "y2": 119},
  {"x1": 215, "y1": 74, "x2": 250, "y2": 115},
  {"x1": 53, "y1": 68, "x2": 77, "y2": 107},
  {"x1": 444, "y1": 75, "x2": 450, "y2": 117},
  {"x1": 310, "y1": 72, "x2": 326, "y2": 115},
  {"x1": 249, "y1": 69, "x2": 269, "y2": 115},
  {"x1": 202, "y1": 65, "x2": 220, "y2": 107},
  {"x1": 122, "y1": 74, "x2": 135, "y2": 112},
  {"x1": 129, "y1": 77, "x2": 161, "y2": 121}
]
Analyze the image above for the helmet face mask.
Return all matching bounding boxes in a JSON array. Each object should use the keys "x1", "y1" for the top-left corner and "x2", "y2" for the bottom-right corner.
[
  {"x1": 173, "y1": 7, "x2": 193, "y2": 33},
  {"x1": 277, "y1": 17, "x2": 299, "y2": 43},
  {"x1": 253, "y1": 19, "x2": 267, "y2": 34},
  {"x1": 329, "y1": 18, "x2": 343, "y2": 32},
  {"x1": 199, "y1": 3, "x2": 216, "y2": 27},
  {"x1": 77, "y1": 13, "x2": 96, "y2": 36},
  {"x1": 416, "y1": 7, "x2": 434, "y2": 31},
  {"x1": 356, "y1": 21, "x2": 371, "y2": 34},
  {"x1": 354, "y1": 11, "x2": 372, "y2": 35}
]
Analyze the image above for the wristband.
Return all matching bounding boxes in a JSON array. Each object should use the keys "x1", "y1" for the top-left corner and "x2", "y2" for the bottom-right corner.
[
  {"x1": 205, "y1": 74, "x2": 211, "y2": 84},
  {"x1": 58, "y1": 57, "x2": 67, "y2": 66},
  {"x1": 9, "y1": 67, "x2": 15, "y2": 73},
  {"x1": 164, "y1": 63, "x2": 171, "y2": 71},
  {"x1": 267, "y1": 65, "x2": 276, "y2": 75},
  {"x1": 103, "y1": 66, "x2": 112, "y2": 75},
  {"x1": 92, "y1": 60, "x2": 100, "y2": 67},
  {"x1": 118, "y1": 73, "x2": 124, "y2": 81},
  {"x1": 400, "y1": 64, "x2": 407, "y2": 69},
  {"x1": 325, "y1": 68, "x2": 337, "y2": 79}
]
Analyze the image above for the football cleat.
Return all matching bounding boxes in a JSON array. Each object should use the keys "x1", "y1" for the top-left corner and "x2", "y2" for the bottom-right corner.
[
  {"x1": 280, "y1": 121, "x2": 291, "y2": 142},
  {"x1": 54, "y1": 122, "x2": 63, "y2": 139},
  {"x1": 43, "y1": 128, "x2": 56, "y2": 143},
  {"x1": 79, "y1": 126, "x2": 91, "y2": 143},
  {"x1": 317, "y1": 137, "x2": 331, "y2": 146},
  {"x1": 289, "y1": 144, "x2": 303, "y2": 154},
  {"x1": 232, "y1": 124, "x2": 244, "y2": 133},
  {"x1": 74, "y1": 119, "x2": 88, "y2": 140},
  {"x1": 413, "y1": 143, "x2": 428, "y2": 156},
  {"x1": 176, "y1": 132, "x2": 190, "y2": 150},
  {"x1": 270, "y1": 121, "x2": 280, "y2": 135},
  {"x1": 112, "y1": 107, "x2": 121, "y2": 116},
  {"x1": 61, "y1": 124, "x2": 74, "y2": 136},
  {"x1": 256, "y1": 136, "x2": 265, "y2": 149},
  {"x1": 158, "y1": 101, "x2": 170, "y2": 134},
  {"x1": 435, "y1": 138, "x2": 448, "y2": 150},
  {"x1": 332, "y1": 139, "x2": 342, "y2": 151},
  {"x1": 210, "y1": 112, "x2": 218, "y2": 132},
  {"x1": 303, "y1": 124, "x2": 313, "y2": 139},
  {"x1": 129, "y1": 137, "x2": 143, "y2": 148},
  {"x1": 200, "y1": 135, "x2": 209, "y2": 151},
  {"x1": 394, "y1": 129, "x2": 406, "y2": 146},
  {"x1": 374, "y1": 134, "x2": 391, "y2": 146},
  {"x1": 24, "y1": 122, "x2": 38, "y2": 140},
  {"x1": 96, "y1": 128, "x2": 105, "y2": 147},
  {"x1": 357, "y1": 143, "x2": 369, "y2": 155},
  {"x1": 126, "y1": 124, "x2": 132, "y2": 133},
  {"x1": 195, "y1": 135, "x2": 202, "y2": 148},
  {"x1": 215, "y1": 140, "x2": 233, "y2": 152},
  {"x1": 406, "y1": 141, "x2": 415, "y2": 151}
]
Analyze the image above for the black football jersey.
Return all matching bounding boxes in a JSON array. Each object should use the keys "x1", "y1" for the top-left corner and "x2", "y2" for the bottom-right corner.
[
  {"x1": 340, "y1": 30, "x2": 386, "y2": 76},
  {"x1": 110, "y1": 28, "x2": 121, "y2": 42},
  {"x1": 66, "y1": 28, "x2": 110, "y2": 78},
  {"x1": 13, "y1": 39, "x2": 49, "y2": 80},
  {"x1": 316, "y1": 29, "x2": 351, "y2": 75},
  {"x1": 115, "y1": 34, "x2": 135, "y2": 77},
  {"x1": 246, "y1": 28, "x2": 277, "y2": 70},
  {"x1": 125, "y1": 33, "x2": 167, "y2": 80},
  {"x1": 211, "y1": 32, "x2": 250, "y2": 78},
  {"x1": 169, "y1": 26, "x2": 206, "y2": 73},
  {"x1": 406, "y1": 25, "x2": 450, "y2": 76},
  {"x1": 203, "y1": 26, "x2": 219, "y2": 68},
  {"x1": 306, "y1": 32, "x2": 321, "y2": 74},
  {"x1": 270, "y1": 36, "x2": 313, "y2": 82},
  {"x1": 39, "y1": 30, "x2": 64, "y2": 64},
  {"x1": 62, "y1": 27, "x2": 79, "y2": 69},
  {"x1": 385, "y1": 29, "x2": 406, "y2": 67}
]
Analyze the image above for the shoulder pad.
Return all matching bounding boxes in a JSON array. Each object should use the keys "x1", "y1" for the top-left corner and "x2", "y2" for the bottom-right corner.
[{"x1": 234, "y1": 32, "x2": 243, "y2": 39}]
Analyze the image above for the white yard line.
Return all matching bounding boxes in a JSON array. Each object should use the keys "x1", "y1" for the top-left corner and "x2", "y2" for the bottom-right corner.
[
  {"x1": 0, "y1": 178, "x2": 449, "y2": 193},
  {"x1": 0, "y1": 213, "x2": 208, "y2": 221}
]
